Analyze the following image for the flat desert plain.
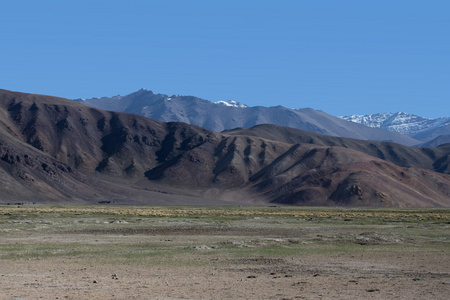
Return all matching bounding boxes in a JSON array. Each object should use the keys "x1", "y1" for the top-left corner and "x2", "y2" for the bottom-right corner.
[{"x1": 0, "y1": 206, "x2": 449, "y2": 299}]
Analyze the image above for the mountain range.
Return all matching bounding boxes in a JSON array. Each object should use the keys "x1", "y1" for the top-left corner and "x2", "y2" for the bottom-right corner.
[
  {"x1": 1, "y1": 89, "x2": 450, "y2": 207},
  {"x1": 74, "y1": 89, "x2": 422, "y2": 146},
  {"x1": 340, "y1": 112, "x2": 450, "y2": 147}
]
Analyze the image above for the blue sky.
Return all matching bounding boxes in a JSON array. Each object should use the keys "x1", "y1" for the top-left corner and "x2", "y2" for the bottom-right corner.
[{"x1": 1, "y1": 1, "x2": 449, "y2": 118}]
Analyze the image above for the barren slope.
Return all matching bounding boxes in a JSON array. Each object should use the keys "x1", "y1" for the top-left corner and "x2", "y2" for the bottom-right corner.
[{"x1": 1, "y1": 89, "x2": 449, "y2": 206}]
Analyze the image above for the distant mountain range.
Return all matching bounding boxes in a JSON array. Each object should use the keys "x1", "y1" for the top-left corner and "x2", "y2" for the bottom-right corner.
[
  {"x1": 1, "y1": 89, "x2": 450, "y2": 207},
  {"x1": 74, "y1": 89, "x2": 421, "y2": 146},
  {"x1": 340, "y1": 112, "x2": 450, "y2": 146}
]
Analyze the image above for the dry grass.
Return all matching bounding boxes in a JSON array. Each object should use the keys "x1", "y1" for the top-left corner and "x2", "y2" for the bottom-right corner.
[
  {"x1": 1, "y1": 205, "x2": 449, "y2": 221},
  {"x1": 1, "y1": 205, "x2": 449, "y2": 299}
]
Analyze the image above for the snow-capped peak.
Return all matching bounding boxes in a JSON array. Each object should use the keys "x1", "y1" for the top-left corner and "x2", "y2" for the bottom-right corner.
[
  {"x1": 339, "y1": 112, "x2": 450, "y2": 136},
  {"x1": 214, "y1": 100, "x2": 248, "y2": 108}
]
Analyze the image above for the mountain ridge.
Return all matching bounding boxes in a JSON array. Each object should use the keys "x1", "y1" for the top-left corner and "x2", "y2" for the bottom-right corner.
[
  {"x1": 74, "y1": 89, "x2": 421, "y2": 146},
  {"x1": 1, "y1": 89, "x2": 449, "y2": 207},
  {"x1": 340, "y1": 112, "x2": 450, "y2": 144}
]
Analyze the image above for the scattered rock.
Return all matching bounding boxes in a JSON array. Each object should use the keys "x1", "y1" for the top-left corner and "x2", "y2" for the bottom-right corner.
[
  {"x1": 186, "y1": 245, "x2": 212, "y2": 250},
  {"x1": 413, "y1": 277, "x2": 427, "y2": 281},
  {"x1": 111, "y1": 220, "x2": 128, "y2": 224}
]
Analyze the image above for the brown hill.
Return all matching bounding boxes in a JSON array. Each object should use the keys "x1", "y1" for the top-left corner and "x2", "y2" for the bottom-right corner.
[
  {"x1": 0, "y1": 89, "x2": 449, "y2": 207},
  {"x1": 224, "y1": 125, "x2": 450, "y2": 174}
]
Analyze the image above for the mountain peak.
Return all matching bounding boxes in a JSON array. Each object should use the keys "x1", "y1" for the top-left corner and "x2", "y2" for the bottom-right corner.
[
  {"x1": 3, "y1": 89, "x2": 450, "y2": 206},
  {"x1": 72, "y1": 89, "x2": 422, "y2": 145},
  {"x1": 339, "y1": 112, "x2": 450, "y2": 141}
]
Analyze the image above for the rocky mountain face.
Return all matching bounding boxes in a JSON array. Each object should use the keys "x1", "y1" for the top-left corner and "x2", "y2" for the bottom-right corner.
[
  {"x1": 1, "y1": 89, "x2": 450, "y2": 207},
  {"x1": 340, "y1": 112, "x2": 450, "y2": 144},
  {"x1": 74, "y1": 89, "x2": 420, "y2": 146}
]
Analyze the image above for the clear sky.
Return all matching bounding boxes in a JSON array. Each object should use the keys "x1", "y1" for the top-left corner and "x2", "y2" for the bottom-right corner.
[{"x1": 1, "y1": 0, "x2": 449, "y2": 118}]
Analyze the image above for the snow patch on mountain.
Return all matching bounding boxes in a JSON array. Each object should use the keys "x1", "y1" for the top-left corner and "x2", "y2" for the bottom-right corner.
[
  {"x1": 339, "y1": 112, "x2": 450, "y2": 137},
  {"x1": 215, "y1": 100, "x2": 248, "y2": 108}
]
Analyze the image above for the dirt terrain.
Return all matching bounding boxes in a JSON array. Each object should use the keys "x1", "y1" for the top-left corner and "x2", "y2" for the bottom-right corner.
[{"x1": 1, "y1": 206, "x2": 449, "y2": 299}]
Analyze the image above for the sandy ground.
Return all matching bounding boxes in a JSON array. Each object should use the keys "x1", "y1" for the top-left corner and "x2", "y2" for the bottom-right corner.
[{"x1": 1, "y1": 232, "x2": 449, "y2": 300}]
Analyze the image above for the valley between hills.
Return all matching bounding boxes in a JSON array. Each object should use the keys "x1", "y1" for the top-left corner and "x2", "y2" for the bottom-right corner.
[{"x1": 0, "y1": 89, "x2": 449, "y2": 207}]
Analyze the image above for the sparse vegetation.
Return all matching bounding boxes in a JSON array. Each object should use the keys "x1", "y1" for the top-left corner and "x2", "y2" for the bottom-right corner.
[
  {"x1": 2, "y1": 205, "x2": 450, "y2": 221},
  {"x1": 1, "y1": 205, "x2": 449, "y2": 260},
  {"x1": 1, "y1": 205, "x2": 449, "y2": 299}
]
